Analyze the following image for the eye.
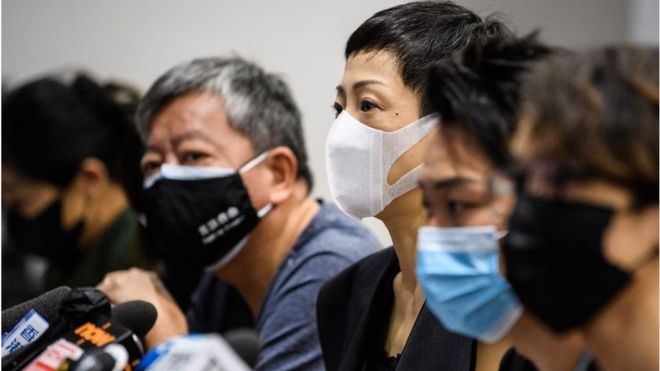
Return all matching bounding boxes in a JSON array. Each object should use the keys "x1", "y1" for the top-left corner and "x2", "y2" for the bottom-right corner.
[
  {"x1": 332, "y1": 102, "x2": 344, "y2": 118},
  {"x1": 447, "y1": 201, "x2": 467, "y2": 216},
  {"x1": 422, "y1": 196, "x2": 435, "y2": 218},
  {"x1": 181, "y1": 151, "x2": 209, "y2": 164},
  {"x1": 141, "y1": 161, "x2": 162, "y2": 177},
  {"x1": 359, "y1": 100, "x2": 378, "y2": 113}
]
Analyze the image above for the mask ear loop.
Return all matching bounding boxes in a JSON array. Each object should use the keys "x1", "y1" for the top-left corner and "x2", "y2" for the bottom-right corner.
[
  {"x1": 238, "y1": 150, "x2": 275, "y2": 218},
  {"x1": 239, "y1": 151, "x2": 270, "y2": 174}
]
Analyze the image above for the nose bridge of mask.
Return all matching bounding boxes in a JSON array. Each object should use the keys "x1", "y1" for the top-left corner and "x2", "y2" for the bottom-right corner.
[
  {"x1": 143, "y1": 164, "x2": 235, "y2": 189},
  {"x1": 143, "y1": 151, "x2": 270, "y2": 190},
  {"x1": 418, "y1": 225, "x2": 500, "y2": 253}
]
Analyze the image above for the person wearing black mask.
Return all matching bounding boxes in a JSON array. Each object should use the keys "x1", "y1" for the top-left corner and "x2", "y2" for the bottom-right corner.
[
  {"x1": 2, "y1": 74, "x2": 145, "y2": 302},
  {"x1": 420, "y1": 35, "x2": 595, "y2": 371},
  {"x1": 505, "y1": 45, "x2": 658, "y2": 370},
  {"x1": 98, "y1": 57, "x2": 380, "y2": 370}
]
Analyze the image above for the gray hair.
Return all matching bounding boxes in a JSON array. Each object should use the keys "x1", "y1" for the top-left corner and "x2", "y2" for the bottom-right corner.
[{"x1": 136, "y1": 57, "x2": 313, "y2": 190}]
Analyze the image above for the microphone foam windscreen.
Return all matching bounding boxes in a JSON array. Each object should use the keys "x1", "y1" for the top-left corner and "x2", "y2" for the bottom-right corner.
[
  {"x1": 110, "y1": 300, "x2": 158, "y2": 338},
  {"x1": 2, "y1": 286, "x2": 72, "y2": 333},
  {"x1": 224, "y1": 329, "x2": 261, "y2": 369}
]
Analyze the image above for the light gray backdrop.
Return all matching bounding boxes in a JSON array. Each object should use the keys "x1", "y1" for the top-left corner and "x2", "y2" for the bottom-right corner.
[{"x1": 3, "y1": 0, "x2": 658, "y2": 245}]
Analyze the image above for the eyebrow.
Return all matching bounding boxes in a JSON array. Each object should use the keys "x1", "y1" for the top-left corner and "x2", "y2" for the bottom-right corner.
[
  {"x1": 336, "y1": 79, "x2": 386, "y2": 94},
  {"x1": 145, "y1": 130, "x2": 218, "y2": 153},
  {"x1": 419, "y1": 176, "x2": 479, "y2": 191}
]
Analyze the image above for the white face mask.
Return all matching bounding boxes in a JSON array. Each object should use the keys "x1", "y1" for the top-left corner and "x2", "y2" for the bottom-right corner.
[{"x1": 325, "y1": 111, "x2": 437, "y2": 219}]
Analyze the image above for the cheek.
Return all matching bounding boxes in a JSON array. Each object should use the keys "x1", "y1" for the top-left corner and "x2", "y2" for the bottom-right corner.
[
  {"x1": 17, "y1": 185, "x2": 60, "y2": 219},
  {"x1": 240, "y1": 170, "x2": 272, "y2": 208},
  {"x1": 59, "y1": 186, "x2": 86, "y2": 229},
  {"x1": 602, "y1": 213, "x2": 652, "y2": 270}
]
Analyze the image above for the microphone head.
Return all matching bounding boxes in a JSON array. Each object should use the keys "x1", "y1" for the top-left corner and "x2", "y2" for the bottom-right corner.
[
  {"x1": 224, "y1": 329, "x2": 261, "y2": 369},
  {"x1": 2, "y1": 286, "x2": 71, "y2": 333},
  {"x1": 59, "y1": 287, "x2": 111, "y2": 323},
  {"x1": 111, "y1": 300, "x2": 158, "y2": 338}
]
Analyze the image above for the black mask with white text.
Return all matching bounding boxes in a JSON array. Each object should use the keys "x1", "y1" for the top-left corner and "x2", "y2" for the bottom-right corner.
[{"x1": 143, "y1": 153, "x2": 272, "y2": 270}]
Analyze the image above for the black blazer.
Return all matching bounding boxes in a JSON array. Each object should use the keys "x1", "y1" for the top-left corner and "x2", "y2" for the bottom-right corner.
[{"x1": 317, "y1": 247, "x2": 476, "y2": 371}]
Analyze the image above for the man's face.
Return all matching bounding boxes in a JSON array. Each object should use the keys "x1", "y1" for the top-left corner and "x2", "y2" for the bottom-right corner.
[
  {"x1": 141, "y1": 92, "x2": 268, "y2": 206},
  {"x1": 418, "y1": 126, "x2": 515, "y2": 229}
]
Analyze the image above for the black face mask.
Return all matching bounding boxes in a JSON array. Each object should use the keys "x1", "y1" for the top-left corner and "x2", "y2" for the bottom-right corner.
[
  {"x1": 502, "y1": 195, "x2": 631, "y2": 333},
  {"x1": 143, "y1": 153, "x2": 272, "y2": 270},
  {"x1": 6, "y1": 199, "x2": 84, "y2": 269}
]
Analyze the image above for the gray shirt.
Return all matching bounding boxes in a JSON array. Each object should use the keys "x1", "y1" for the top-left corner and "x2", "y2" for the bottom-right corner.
[{"x1": 187, "y1": 201, "x2": 380, "y2": 370}]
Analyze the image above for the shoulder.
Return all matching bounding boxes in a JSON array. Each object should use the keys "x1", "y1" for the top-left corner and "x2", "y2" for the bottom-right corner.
[
  {"x1": 319, "y1": 247, "x2": 396, "y2": 301},
  {"x1": 299, "y1": 201, "x2": 381, "y2": 261}
]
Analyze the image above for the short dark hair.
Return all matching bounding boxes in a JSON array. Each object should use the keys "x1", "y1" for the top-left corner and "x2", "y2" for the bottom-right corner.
[
  {"x1": 136, "y1": 57, "x2": 313, "y2": 192},
  {"x1": 426, "y1": 33, "x2": 552, "y2": 167},
  {"x1": 346, "y1": 0, "x2": 514, "y2": 114},
  {"x1": 2, "y1": 74, "x2": 142, "y2": 187},
  {"x1": 519, "y1": 44, "x2": 659, "y2": 205}
]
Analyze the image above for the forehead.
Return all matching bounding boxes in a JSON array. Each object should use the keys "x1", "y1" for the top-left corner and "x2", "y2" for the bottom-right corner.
[
  {"x1": 342, "y1": 51, "x2": 405, "y2": 89},
  {"x1": 421, "y1": 126, "x2": 493, "y2": 182},
  {"x1": 147, "y1": 92, "x2": 241, "y2": 146}
]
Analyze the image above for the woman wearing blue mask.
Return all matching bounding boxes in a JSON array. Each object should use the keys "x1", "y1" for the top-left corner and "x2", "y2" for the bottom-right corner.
[
  {"x1": 417, "y1": 35, "x2": 594, "y2": 371},
  {"x1": 505, "y1": 45, "x2": 658, "y2": 371},
  {"x1": 317, "y1": 2, "x2": 515, "y2": 370}
]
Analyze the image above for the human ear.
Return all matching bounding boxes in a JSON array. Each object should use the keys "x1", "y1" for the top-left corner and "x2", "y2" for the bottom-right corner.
[
  {"x1": 75, "y1": 158, "x2": 111, "y2": 199},
  {"x1": 263, "y1": 147, "x2": 298, "y2": 204}
]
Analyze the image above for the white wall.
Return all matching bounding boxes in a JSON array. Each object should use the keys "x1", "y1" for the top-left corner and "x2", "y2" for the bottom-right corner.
[{"x1": 2, "y1": 0, "x2": 655, "y2": 246}]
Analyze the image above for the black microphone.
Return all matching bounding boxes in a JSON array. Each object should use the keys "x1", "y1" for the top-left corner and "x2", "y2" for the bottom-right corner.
[
  {"x1": 225, "y1": 329, "x2": 261, "y2": 369},
  {"x1": 3, "y1": 288, "x2": 157, "y2": 371},
  {"x1": 110, "y1": 300, "x2": 157, "y2": 340},
  {"x1": 1, "y1": 286, "x2": 72, "y2": 333}
]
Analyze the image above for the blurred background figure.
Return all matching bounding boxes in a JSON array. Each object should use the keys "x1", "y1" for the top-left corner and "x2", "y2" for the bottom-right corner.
[
  {"x1": 2, "y1": 73, "x2": 148, "y2": 307},
  {"x1": 419, "y1": 34, "x2": 591, "y2": 371},
  {"x1": 506, "y1": 44, "x2": 658, "y2": 370}
]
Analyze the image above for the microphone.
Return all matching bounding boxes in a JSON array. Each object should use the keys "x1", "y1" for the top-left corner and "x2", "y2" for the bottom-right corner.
[
  {"x1": 224, "y1": 329, "x2": 261, "y2": 369},
  {"x1": 68, "y1": 343, "x2": 129, "y2": 371},
  {"x1": 2, "y1": 288, "x2": 157, "y2": 371},
  {"x1": 136, "y1": 330, "x2": 260, "y2": 371},
  {"x1": 109, "y1": 300, "x2": 157, "y2": 340},
  {"x1": 2, "y1": 286, "x2": 72, "y2": 334}
]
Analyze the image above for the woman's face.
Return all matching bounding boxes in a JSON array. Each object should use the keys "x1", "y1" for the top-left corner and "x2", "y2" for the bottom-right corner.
[{"x1": 334, "y1": 50, "x2": 432, "y2": 188}]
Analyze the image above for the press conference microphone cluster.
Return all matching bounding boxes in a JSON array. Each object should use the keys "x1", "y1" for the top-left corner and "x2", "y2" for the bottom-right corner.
[{"x1": 1, "y1": 287, "x2": 157, "y2": 371}]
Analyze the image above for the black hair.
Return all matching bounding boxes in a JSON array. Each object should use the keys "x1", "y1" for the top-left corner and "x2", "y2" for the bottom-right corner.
[
  {"x1": 426, "y1": 33, "x2": 553, "y2": 167},
  {"x1": 346, "y1": 0, "x2": 515, "y2": 114},
  {"x1": 2, "y1": 74, "x2": 142, "y2": 189}
]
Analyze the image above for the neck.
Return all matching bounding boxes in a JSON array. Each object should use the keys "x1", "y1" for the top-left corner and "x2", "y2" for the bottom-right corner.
[
  {"x1": 582, "y1": 259, "x2": 658, "y2": 371},
  {"x1": 378, "y1": 188, "x2": 426, "y2": 291},
  {"x1": 507, "y1": 313, "x2": 585, "y2": 371},
  {"x1": 216, "y1": 183, "x2": 319, "y2": 318},
  {"x1": 79, "y1": 183, "x2": 129, "y2": 247}
]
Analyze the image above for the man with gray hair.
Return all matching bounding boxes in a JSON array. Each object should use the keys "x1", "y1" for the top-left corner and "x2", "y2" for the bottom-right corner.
[{"x1": 98, "y1": 57, "x2": 380, "y2": 370}]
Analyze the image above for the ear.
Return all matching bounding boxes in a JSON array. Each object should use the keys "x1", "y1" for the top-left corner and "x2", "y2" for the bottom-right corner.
[
  {"x1": 263, "y1": 147, "x2": 298, "y2": 205},
  {"x1": 73, "y1": 158, "x2": 111, "y2": 199}
]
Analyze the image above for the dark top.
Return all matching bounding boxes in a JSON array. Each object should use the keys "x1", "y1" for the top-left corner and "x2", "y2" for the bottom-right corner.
[
  {"x1": 187, "y1": 201, "x2": 381, "y2": 370},
  {"x1": 47, "y1": 208, "x2": 139, "y2": 288},
  {"x1": 317, "y1": 247, "x2": 477, "y2": 371},
  {"x1": 498, "y1": 348, "x2": 599, "y2": 371}
]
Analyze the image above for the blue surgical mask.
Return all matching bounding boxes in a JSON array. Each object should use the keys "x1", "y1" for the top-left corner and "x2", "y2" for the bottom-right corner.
[{"x1": 416, "y1": 225, "x2": 522, "y2": 343}]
